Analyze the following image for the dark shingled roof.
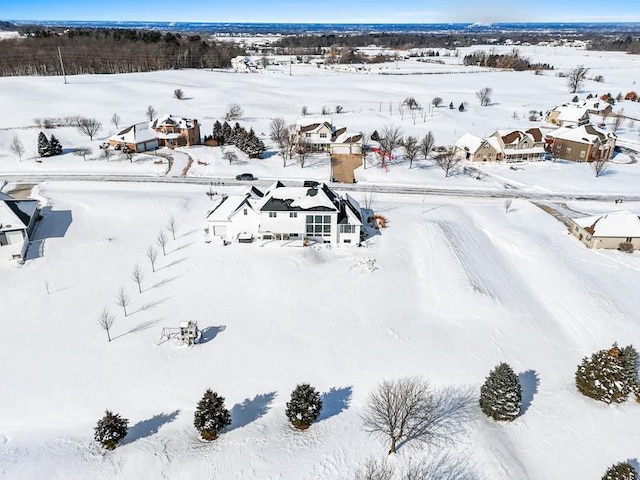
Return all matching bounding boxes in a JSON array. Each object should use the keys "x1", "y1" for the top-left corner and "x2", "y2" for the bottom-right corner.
[
  {"x1": 4, "y1": 200, "x2": 38, "y2": 227},
  {"x1": 526, "y1": 128, "x2": 543, "y2": 142}
]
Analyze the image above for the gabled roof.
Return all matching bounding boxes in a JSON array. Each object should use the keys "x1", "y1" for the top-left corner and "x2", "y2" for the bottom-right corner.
[
  {"x1": 0, "y1": 199, "x2": 37, "y2": 231},
  {"x1": 455, "y1": 133, "x2": 485, "y2": 154},
  {"x1": 296, "y1": 116, "x2": 333, "y2": 133},
  {"x1": 574, "y1": 210, "x2": 640, "y2": 237},
  {"x1": 526, "y1": 128, "x2": 543, "y2": 143},
  {"x1": 260, "y1": 184, "x2": 337, "y2": 212},
  {"x1": 549, "y1": 104, "x2": 590, "y2": 124},
  {"x1": 151, "y1": 114, "x2": 197, "y2": 130},
  {"x1": 206, "y1": 194, "x2": 253, "y2": 222},
  {"x1": 547, "y1": 124, "x2": 616, "y2": 144},
  {"x1": 109, "y1": 122, "x2": 157, "y2": 145},
  {"x1": 333, "y1": 131, "x2": 363, "y2": 144}
]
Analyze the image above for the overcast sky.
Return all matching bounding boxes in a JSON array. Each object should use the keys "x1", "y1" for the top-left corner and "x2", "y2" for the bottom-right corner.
[{"x1": 4, "y1": 0, "x2": 640, "y2": 23}]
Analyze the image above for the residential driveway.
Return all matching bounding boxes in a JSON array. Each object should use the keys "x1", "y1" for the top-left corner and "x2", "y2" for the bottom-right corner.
[{"x1": 331, "y1": 154, "x2": 362, "y2": 183}]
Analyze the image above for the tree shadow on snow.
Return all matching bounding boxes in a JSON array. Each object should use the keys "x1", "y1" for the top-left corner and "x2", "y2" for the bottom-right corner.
[
  {"x1": 318, "y1": 386, "x2": 353, "y2": 422},
  {"x1": 228, "y1": 392, "x2": 276, "y2": 431},
  {"x1": 519, "y1": 369, "x2": 539, "y2": 415},
  {"x1": 199, "y1": 325, "x2": 226, "y2": 344},
  {"x1": 124, "y1": 410, "x2": 180, "y2": 443}
]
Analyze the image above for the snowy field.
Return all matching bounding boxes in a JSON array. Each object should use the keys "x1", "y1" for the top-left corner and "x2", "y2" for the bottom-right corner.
[
  {"x1": 1, "y1": 44, "x2": 640, "y2": 479},
  {"x1": 1, "y1": 181, "x2": 640, "y2": 479}
]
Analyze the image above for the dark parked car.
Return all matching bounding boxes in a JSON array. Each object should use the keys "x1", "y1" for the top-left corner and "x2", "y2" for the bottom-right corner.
[{"x1": 235, "y1": 173, "x2": 256, "y2": 181}]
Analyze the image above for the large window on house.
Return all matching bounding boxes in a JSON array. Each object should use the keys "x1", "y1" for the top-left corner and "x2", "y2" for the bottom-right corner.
[
  {"x1": 306, "y1": 215, "x2": 332, "y2": 236},
  {"x1": 340, "y1": 225, "x2": 356, "y2": 234}
]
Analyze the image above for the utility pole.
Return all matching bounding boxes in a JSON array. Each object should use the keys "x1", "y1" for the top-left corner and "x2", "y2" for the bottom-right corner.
[{"x1": 57, "y1": 46, "x2": 67, "y2": 84}]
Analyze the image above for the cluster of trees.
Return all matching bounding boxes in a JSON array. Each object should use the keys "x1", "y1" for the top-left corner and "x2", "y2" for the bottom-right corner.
[
  {"x1": 37, "y1": 132, "x2": 63, "y2": 157},
  {"x1": 94, "y1": 383, "x2": 323, "y2": 449},
  {"x1": 0, "y1": 28, "x2": 245, "y2": 76},
  {"x1": 269, "y1": 117, "x2": 320, "y2": 168},
  {"x1": 463, "y1": 49, "x2": 553, "y2": 71},
  {"x1": 588, "y1": 35, "x2": 640, "y2": 54},
  {"x1": 207, "y1": 121, "x2": 266, "y2": 159}
]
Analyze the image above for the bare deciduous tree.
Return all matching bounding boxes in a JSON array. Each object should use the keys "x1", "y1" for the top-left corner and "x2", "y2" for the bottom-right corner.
[
  {"x1": 173, "y1": 88, "x2": 184, "y2": 99},
  {"x1": 146, "y1": 246, "x2": 158, "y2": 272},
  {"x1": 403, "y1": 97, "x2": 419, "y2": 110},
  {"x1": 611, "y1": 115, "x2": 623, "y2": 132},
  {"x1": 420, "y1": 131, "x2": 435, "y2": 160},
  {"x1": 73, "y1": 147, "x2": 91, "y2": 162},
  {"x1": 167, "y1": 216, "x2": 177, "y2": 240},
  {"x1": 301, "y1": 105, "x2": 309, "y2": 116},
  {"x1": 321, "y1": 105, "x2": 330, "y2": 115},
  {"x1": 361, "y1": 132, "x2": 371, "y2": 169},
  {"x1": 297, "y1": 138, "x2": 313, "y2": 168},
  {"x1": 111, "y1": 113, "x2": 121, "y2": 129},
  {"x1": 335, "y1": 105, "x2": 344, "y2": 114},
  {"x1": 362, "y1": 377, "x2": 475, "y2": 455},
  {"x1": 146, "y1": 105, "x2": 156, "y2": 121},
  {"x1": 102, "y1": 147, "x2": 112, "y2": 161},
  {"x1": 353, "y1": 457, "x2": 394, "y2": 480},
  {"x1": 378, "y1": 125, "x2": 403, "y2": 161},
  {"x1": 157, "y1": 231, "x2": 168, "y2": 256},
  {"x1": 9, "y1": 135, "x2": 25, "y2": 161},
  {"x1": 116, "y1": 288, "x2": 130, "y2": 317},
  {"x1": 225, "y1": 103, "x2": 243, "y2": 121},
  {"x1": 431, "y1": 97, "x2": 443, "y2": 107},
  {"x1": 132, "y1": 264, "x2": 143, "y2": 294},
  {"x1": 402, "y1": 135, "x2": 420, "y2": 169},
  {"x1": 98, "y1": 308, "x2": 116, "y2": 342},
  {"x1": 592, "y1": 158, "x2": 609, "y2": 177},
  {"x1": 77, "y1": 117, "x2": 102, "y2": 140},
  {"x1": 476, "y1": 87, "x2": 492, "y2": 106},
  {"x1": 567, "y1": 65, "x2": 589, "y2": 93},
  {"x1": 223, "y1": 150, "x2": 238, "y2": 165},
  {"x1": 402, "y1": 453, "x2": 478, "y2": 480},
  {"x1": 504, "y1": 199, "x2": 512, "y2": 213},
  {"x1": 435, "y1": 148, "x2": 460, "y2": 177}
]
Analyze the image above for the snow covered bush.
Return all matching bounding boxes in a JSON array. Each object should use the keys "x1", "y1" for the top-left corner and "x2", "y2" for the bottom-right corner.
[
  {"x1": 94, "y1": 410, "x2": 129, "y2": 450},
  {"x1": 575, "y1": 344, "x2": 638, "y2": 404},
  {"x1": 285, "y1": 383, "x2": 322, "y2": 430},
  {"x1": 193, "y1": 389, "x2": 231, "y2": 441},
  {"x1": 602, "y1": 462, "x2": 638, "y2": 480},
  {"x1": 479, "y1": 362, "x2": 522, "y2": 421}
]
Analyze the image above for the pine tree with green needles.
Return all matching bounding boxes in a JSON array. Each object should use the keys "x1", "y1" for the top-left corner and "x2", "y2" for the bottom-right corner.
[
  {"x1": 193, "y1": 389, "x2": 231, "y2": 441},
  {"x1": 576, "y1": 344, "x2": 628, "y2": 404},
  {"x1": 621, "y1": 345, "x2": 639, "y2": 399},
  {"x1": 48, "y1": 134, "x2": 63, "y2": 156},
  {"x1": 212, "y1": 120, "x2": 223, "y2": 145},
  {"x1": 37, "y1": 131, "x2": 50, "y2": 157},
  {"x1": 479, "y1": 362, "x2": 522, "y2": 421},
  {"x1": 602, "y1": 462, "x2": 638, "y2": 480},
  {"x1": 285, "y1": 383, "x2": 322, "y2": 430},
  {"x1": 94, "y1": 410, "x2": 129, "y2": 450}
]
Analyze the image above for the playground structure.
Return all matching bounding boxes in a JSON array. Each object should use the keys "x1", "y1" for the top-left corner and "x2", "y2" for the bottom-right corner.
[
  {"x1": 371, "y1": 147, "x2": 395, "y2": 172},
  {"x1": 158, "y1": 320, "x2": 202, "y2": 346}
]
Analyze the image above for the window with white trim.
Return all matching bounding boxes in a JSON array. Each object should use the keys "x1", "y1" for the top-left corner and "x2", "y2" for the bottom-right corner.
[
  {"x1": 269, "y1": 212, "x2": 277, "y2": 218},
  {"x1": 306, "y1": 215, "x2": 332, "y2": 236},
  {"x1": 290, "y1": 212, "x2": 297, "y2": 218},
  {"x1": 340, "y1": 224, "x2": 355, "y2": 234}
]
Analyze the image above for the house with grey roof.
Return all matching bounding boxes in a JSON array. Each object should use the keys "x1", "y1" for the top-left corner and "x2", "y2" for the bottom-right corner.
[
  {"x1": 295, "y1": 117, "x2": 363, "y2": 155},
  {"x1": 0, "y1": 194, "x2": 39, "y2": 261},
  {"x1": 206, "y1": 182, "x2": 362, "y2": 245}
]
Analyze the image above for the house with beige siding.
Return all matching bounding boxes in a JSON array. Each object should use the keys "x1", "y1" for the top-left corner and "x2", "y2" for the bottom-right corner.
[
  {"x1": 571, "y1": 210, "x2": 640, "y2": 250},
  {"x1": 108, "y1": 122, "x2": 159, "y2": 153},
  {"x1": 545, "y1": 104, "x2": 590, "y2": 127},
  {"x1": 454, "y1": 133, "x2": 502, "y2": 161},
  {"x1": 295, "y1": 117, "x2": 362, "y2": 154},
  {"x1": 488, "y1": 129, "x2": 546, "y2": 161},
  {"x1": 546, "y1": 124, "x2": 616, "y2": 162}
]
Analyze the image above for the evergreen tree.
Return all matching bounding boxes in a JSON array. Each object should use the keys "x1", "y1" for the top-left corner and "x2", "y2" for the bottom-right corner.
[
  {"x1": 576, "y1": 344, "x2": 628, "y2": 404},
  {"x1": 212, "y1": 120, "x2": 223, "y2": 145},
  {"x1": 48, "y1": 135, "x2": 63, "y2": 156},
  {"x1": 94, "y1": 410, "x2": 129, "y2": 450},
  {"x1": 458, "y1": 103, "x2": 465, "y2": 112},
  {"x1": 221, "y1": 121, "x2": 232, "y2": 145},
  {"x1": 602, "y1": 462, "x2": 638, "y2": 480},
  {"x1": 449, "y1": 102, "x2": 455, "y2": 109},
  {"x1": 285, "y1": 383, "x2": 322, "y2": 430},
  {"x1": 479, "y1": 362, "x2": 522, "y2": 421},
  {"x1": 37, "y1": 131, "x2": 50, "y2": 157},
  {"x1": 193, "y1": 389, "x2": 231, "y2": 441},
  {"x1": 621, "y1": 345, "x2": 639, "y2": 398}
]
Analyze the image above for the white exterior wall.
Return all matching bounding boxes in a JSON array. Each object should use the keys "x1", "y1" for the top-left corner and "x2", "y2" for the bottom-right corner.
[
  {"x1": 259, "y1": 211, "x2": 306, "y2": 237},
  {"x1": 330, "y1": 143, "x2": 362, "y2": 155},
  {"x1": 337, "y1": 224, "x2": 360, "y2": 245},
  {"x1": 0, "y1": 229, "x2": 26, "y2": 261}
]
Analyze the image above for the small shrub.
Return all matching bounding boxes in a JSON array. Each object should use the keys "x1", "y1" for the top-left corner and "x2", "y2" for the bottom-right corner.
[
  {"x1": 619, "y1": 242, "x2": 634, "y2": 253},
  {"x1": 335, "y1": 105, "x2": 344, "y2": 114},
  {"x1": 301, "y1": 105, "x2": 309, "y2": 116},
  {"x1": 173, "y1": 88, "x2": 184, "y2": 99},
  {"x1": 625, "y1": 91, "x2": 638, "y2": 101},
  {"x1": 94, "y1": 410, "x2": 129, "y2": 450},
  {"x1": 285, "y1": 384, "x2": 322, "y2": 430},
  {"x1": 602, "y1": 461, "x2": 638, "y2": 480},
  {"x1": 321, "y1": 105, "x2": 330, "y2": 115},
  {"x1": 593, "y1": 75, "x2": 605, "y2": 82}
]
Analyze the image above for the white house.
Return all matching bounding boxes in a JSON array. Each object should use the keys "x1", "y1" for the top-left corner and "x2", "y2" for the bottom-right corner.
[
  {"x1": 295, "y1": 117, "x2": 363, "y2": 155},
  {"x1": 231, "y1": 56, "x2": 260, "y2": 73},
  {"x1": 0, "y1": 195, "x2": 39, "y2": 261},
  {"x1": 206, "y1": 182, "x2": 362, "y2": 246},
  {"x1": 570, "y1": 210, "x2": 640, "y2": 250},
  {"x1": 545, "y1": 104, "x2": 590, "y2": 127}
]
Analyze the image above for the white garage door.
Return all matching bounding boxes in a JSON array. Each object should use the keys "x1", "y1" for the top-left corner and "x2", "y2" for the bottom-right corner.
[{"x1": 213, "y1": 226, "x2": 227, "y2": 237}]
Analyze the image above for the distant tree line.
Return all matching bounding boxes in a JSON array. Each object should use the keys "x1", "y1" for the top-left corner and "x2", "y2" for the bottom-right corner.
[
  {"x1": 463, "y1": 50, "x2": 553, "y2": 71},
  {"x1": 588, "y1": 35, "x2": 640, "y2": 54},
  {"x1": 0, "y1": 28, "x2": 245, "y2": 76}
]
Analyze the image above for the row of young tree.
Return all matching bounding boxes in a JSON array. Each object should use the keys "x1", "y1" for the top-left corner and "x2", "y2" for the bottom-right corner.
[
  {"x1": 206, "y1": 120, "x2": 266, "y2": 159},
  {"x1": 463, "y1": 49, "x2": 553, "y2": 71},
  {"x1": 0, "y1": 28, "x2": 245, "y2": 77}
]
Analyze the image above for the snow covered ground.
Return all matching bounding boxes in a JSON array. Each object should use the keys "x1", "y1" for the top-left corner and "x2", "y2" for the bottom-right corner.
[{"x1": 1, "y1": 45, "x2": 640, "y2": 479}]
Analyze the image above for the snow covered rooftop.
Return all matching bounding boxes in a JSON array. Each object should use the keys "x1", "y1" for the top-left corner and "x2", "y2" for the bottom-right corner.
[
  {"x1": 296, "y1": 116, "x2": 333, "y2": 133},
  {"x1": 109, "y1": 122, "x2": 157, "y2": 145},
  {"x1": 0, "y1": 199, "x2": 37, "y2": 231},
  {"x1": 455, "y1": 133, "x2": 485, "y2": 153},
  {"x1": 547, "y1": 124, "x2": 616, "y2": 144},
  {"x1": 553, "y1": 104, "x2": 589, "y2": 123},
  {"x1": 206, "y1": 194, "x2": 251, "y2": 222},
  {"x1": 573, "y1": 210, "x2": 640, "y2": 237},
  {"x1": 151, "y1": 114, "x2": 197, "y2": 130},
  {"x1": 260, "y1": 184, "x2": 337, "y2": 212}
]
